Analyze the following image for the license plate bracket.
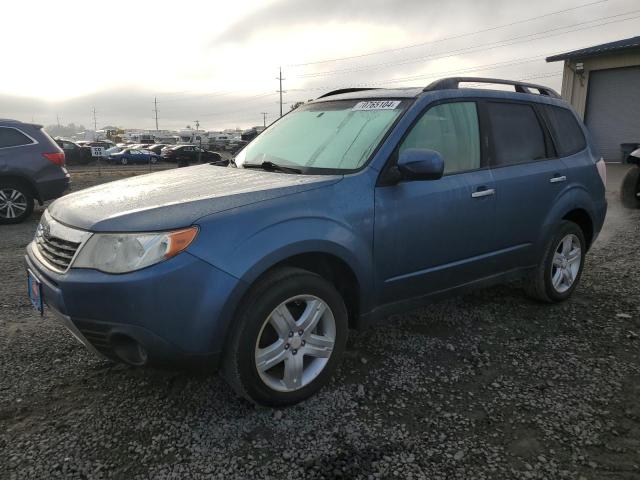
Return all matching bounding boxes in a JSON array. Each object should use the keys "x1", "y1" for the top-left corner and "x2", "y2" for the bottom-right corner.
[{"x1": 27, "y1": 270, "x2": 44, "y2": 316}]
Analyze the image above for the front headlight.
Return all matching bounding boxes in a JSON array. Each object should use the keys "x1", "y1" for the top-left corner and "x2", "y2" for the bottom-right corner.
[{"x1": 73, "y1": 227, "x2": 198, "y2": 273}]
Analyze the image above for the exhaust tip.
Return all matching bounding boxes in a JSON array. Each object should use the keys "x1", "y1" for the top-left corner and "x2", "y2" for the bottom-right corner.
[{"x1": 111, "y1": 334, "x2": 148, "y2": 366}]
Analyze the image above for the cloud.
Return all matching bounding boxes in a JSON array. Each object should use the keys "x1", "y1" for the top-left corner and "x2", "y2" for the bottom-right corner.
[{"x1": 215, "y1": 0, "x2": 468, "y2": 45}]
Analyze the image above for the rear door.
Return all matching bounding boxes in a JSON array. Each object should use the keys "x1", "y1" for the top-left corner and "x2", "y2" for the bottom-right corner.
[
  {"x1": 374, "y1": 100, "x2": 498, "y2": 304},
  {"x1": 483, "y1": 100, "x2": 566, "y2": 269}
]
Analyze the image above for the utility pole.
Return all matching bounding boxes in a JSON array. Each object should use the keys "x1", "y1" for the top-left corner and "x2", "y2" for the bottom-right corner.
[
  {"x1": 277, "y1": 67, "x2": 285, "y2": 118},
  {"x1": 261, "y1": 112, "x2": 268, "y2": 127},
  {"x1": 56, "y1": 114, "x2": 61, "y2": 128},
  {"x1": 92, "y1": 107, "x2": 97, "y2": 140},
  {"x1": 194, "y1": 120, "x2": 201, "y2": 163},
  {"x1": 153, "y1": 97, "x2": 159, "y2": 132},
  {"x1": 91, "y1": 107, "x2": 101, "y2": 176}
]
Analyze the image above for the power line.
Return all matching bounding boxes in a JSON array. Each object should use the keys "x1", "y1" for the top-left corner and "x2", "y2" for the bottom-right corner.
[
  {"x1": 286, "y1": 0, "x2": 608, "y2": 67},
  {"x1": 196, "y1": 93, "x2": 278, "y2": 118},
  {"x1": 287, "y1": 54, "x2": 551, "y2": 93},
  {"x1": 159, "y1": 91, "x2": 277, "y2": 112},
  {"x1": 293, "y1": 9, "x2": 640, "y2": 78}
]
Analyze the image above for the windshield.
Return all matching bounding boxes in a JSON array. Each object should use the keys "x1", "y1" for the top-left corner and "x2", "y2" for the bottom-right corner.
[{"x1": 235, "y1": 99, "x2": 408, "y2": 173}]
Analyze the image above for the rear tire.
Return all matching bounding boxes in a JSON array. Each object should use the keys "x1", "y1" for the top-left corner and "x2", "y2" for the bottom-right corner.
[
  {"x1": 525, "y1": 221, "x2": 586, "y2": 303},
  {"x1": 0, "y1": 181, "x2": 35, "y2": 224},
  {"x1": 620, "y1": 165, "x2": 640, "y2": 209},
  {"x1": 222, "y1": 267, "x2": 348, "y2": 407}
]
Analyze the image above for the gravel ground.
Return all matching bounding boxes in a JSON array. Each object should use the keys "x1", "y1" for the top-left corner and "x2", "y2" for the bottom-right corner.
[{"x1": 1, "y1": 165, "x2": 639, "y2": 480}]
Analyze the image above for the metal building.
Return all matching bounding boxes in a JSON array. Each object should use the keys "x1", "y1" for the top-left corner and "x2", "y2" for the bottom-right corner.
[{"x1": 546, "y1": 36, "x2": 640, "y2": 162}]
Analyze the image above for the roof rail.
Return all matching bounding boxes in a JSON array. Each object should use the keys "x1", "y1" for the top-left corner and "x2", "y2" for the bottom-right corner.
[
  {"x1": 423, "y1": 77, "x2": 560, "y2": 98},
  {"x1": 317, "y1": 87, "x2": 379, "y2": 99}
]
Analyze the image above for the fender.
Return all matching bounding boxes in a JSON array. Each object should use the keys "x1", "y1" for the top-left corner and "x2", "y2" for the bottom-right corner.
[
  {"x1": 187, "y1": 179, "x2": 376, "y2": 340},
  {"x1": 193, "y1": 217, "x2": 375, "y2": 352},
  {"x1": 237, "y1": 220, "x2": 370, "y2": 284}
]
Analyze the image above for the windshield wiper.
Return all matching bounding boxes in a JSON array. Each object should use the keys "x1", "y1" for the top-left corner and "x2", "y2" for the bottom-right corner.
[{"x1": 243, "y1": 161, "x2": 302, "y2": 174}]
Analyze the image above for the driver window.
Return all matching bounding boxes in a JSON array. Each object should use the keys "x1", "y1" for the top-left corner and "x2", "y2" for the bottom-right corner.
[{"x1": 399, "y1": 102, "x2": 480, "y2": 174}]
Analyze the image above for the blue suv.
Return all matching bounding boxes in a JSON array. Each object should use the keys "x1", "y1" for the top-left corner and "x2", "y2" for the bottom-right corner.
[{"x1": 25, "y1": 78, "x2": 607, "y2": 406}]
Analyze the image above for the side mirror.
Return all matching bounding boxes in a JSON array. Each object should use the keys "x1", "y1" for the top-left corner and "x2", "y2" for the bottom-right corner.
[{"x1": 397, "y1": 148, "x2": 444, "y2": 181}]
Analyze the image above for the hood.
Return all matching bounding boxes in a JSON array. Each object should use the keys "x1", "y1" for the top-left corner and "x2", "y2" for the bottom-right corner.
[{"x1": 49, "y1": 164, "x2": 341, "y2": 232}]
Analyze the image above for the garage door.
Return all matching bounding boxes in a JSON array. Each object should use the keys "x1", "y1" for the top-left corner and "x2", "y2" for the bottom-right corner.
[{"x1": 584, "y1": 66, "x2": 640, "y2": 162}]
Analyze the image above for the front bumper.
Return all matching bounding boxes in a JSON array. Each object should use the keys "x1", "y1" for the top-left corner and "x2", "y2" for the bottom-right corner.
[{"x1": 25, "y1": 244, "x2": 245, "y2": 368}]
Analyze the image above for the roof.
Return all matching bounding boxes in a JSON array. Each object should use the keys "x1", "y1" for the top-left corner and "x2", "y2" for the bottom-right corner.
[
  {"x1": 313, "y1": 77, "x2": 562, "y2": 103},
  {"x1": 311, "y1": 87, "x2": 423, "y2": 102},
  {"x1": 546, "y1": 35, "x2": 640, "y2": 62}
]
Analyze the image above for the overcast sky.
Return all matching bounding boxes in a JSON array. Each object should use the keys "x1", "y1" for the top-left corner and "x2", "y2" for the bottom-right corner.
[{"x1": 1, "y1": 0, "x2": 638, "y2": 131}]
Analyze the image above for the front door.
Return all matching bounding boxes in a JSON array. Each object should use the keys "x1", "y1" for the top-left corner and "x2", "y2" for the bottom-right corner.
[{"x1": 374, "y1": 101, "x2": 498, "y2": 304}]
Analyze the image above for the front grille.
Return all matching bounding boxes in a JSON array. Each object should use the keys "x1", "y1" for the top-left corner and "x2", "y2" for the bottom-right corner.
[
  {"x1": 35, "y1": 230, "x2": 80, "y2": 271},
  {"x1": 32, "y1": 211, "x2": 91, "y2": 273}
]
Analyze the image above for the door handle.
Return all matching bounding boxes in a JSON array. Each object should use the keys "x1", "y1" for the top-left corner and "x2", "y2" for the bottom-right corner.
[
  {"x1": 549, "y1": 175, "x2": 567, "y2": 183},
  {"x1": 471, "y1": 188, "x2": 495, "y2": 198}
]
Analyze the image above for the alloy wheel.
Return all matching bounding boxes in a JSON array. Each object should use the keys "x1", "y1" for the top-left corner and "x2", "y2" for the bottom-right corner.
[
  {"x1": 551, "y1": 233, "x2": 581, "y2": 293},
  {"x1": 254, "y1": 295, "x2": 336, "y2": 392},
  {"x1": 0, "y1": 188, "x2": 28, "y2": 219}
]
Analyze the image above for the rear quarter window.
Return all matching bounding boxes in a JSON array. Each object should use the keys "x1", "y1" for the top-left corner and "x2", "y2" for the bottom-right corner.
[
  {"x1": 0, "y1": 127, "x2": 35, "y2": 148},
  {"x1": 541, "y1": 105, "x2": 587, "y2": 157}
]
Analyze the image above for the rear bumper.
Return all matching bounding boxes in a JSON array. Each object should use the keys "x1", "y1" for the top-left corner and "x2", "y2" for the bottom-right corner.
[
  {"x1": 25, "y1": 245, "x2": 244, "y2": 369},
  {"x1": 592, "y1": 198, "x2": 607, "y2": 245},
  {"x1": 37, "y1": 174, "x2": 70, "y2": 202}
]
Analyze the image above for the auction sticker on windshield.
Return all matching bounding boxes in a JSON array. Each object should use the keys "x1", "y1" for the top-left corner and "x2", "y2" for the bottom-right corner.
[{"x1": 352, "y1": 100, "x2": 401, "y2": 111}]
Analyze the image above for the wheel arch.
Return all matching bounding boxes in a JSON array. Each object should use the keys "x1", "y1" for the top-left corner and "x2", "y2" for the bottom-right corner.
[
  {"x1": 539, "y1": 187, "x2": 599, "y2": 254},
  {"x1": 217, "y1": 247, "x2": 366, "y2": 363},
  {"x1": 0, "y1": 174, "x2": 40, "y2": 202},
  {"x1": 253, "y1": 251, "x2": 361, "y2": 328},
  {"x1": 562, "y1": 208, "x2": 594, "y2": 249}
]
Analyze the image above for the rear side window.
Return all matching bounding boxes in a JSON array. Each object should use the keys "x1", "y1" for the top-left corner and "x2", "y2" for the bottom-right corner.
[
  {"x1": 485, "y1": 102, "x2": 547, "y2": 166},
  {"x1": 0, "y1": 127, "x2": 34, "y2": 148},
  {"x1": 399, "y1": 102, "x2": 481, "y2": 174},
  {"x1": 542, "y1": 105, "x2": 586, "y2": 156}
]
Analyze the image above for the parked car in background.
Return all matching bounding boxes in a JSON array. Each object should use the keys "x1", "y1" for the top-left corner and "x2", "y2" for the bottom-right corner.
[
  {"x1": 55, "y1": 138, "x2": 91, "y2": 165},
  {"x1": 78, "y1": 140, "x2": 116, "y2": 151},
  {"x1": 226, "y1": 140, "x2": 248, "y2": 154},
  {"x1": 621, "y1": 147, "x2": 640, "y2": 208},
  {"x1": 107, "y1": 148, "x2": 160, "y2": 165},
  {"x1": 161, "y1": 145, "x2": 225, "y2": 165},
  {"x1": 146, "y1": 144, "x2": 168, "y2": 155},
  {"x1": 105, "y1": 146, "x2": 123, "y2": 156},
  {"x1": 24, "y1": 78, "x2": 607, "y2": 406},
  {"x1": 1, "y1": 119, "x2": 69, "y2": 224}
]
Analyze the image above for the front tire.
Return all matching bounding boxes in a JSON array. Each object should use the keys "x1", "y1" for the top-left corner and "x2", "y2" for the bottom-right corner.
[
  {"x1": 223, "y1": 267, "x2": 348, "y2": 407},
  {"x1": 0, "y1": 181, "x2": 34, "y2": 224},
  {"x1": 525, "y1": 221, "x2": 586, "y2": 303},
  {"x1": 121, "y1": 157, "x2": 128, "y2": 165},
  {"x1": 620, "y1": 165, "x2": 640, "y2": 209}
]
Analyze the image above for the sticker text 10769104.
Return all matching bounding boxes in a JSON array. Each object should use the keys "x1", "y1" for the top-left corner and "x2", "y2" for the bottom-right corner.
[{"x1": 352, "y1": 100, "x2": 401, "y2": 111}]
